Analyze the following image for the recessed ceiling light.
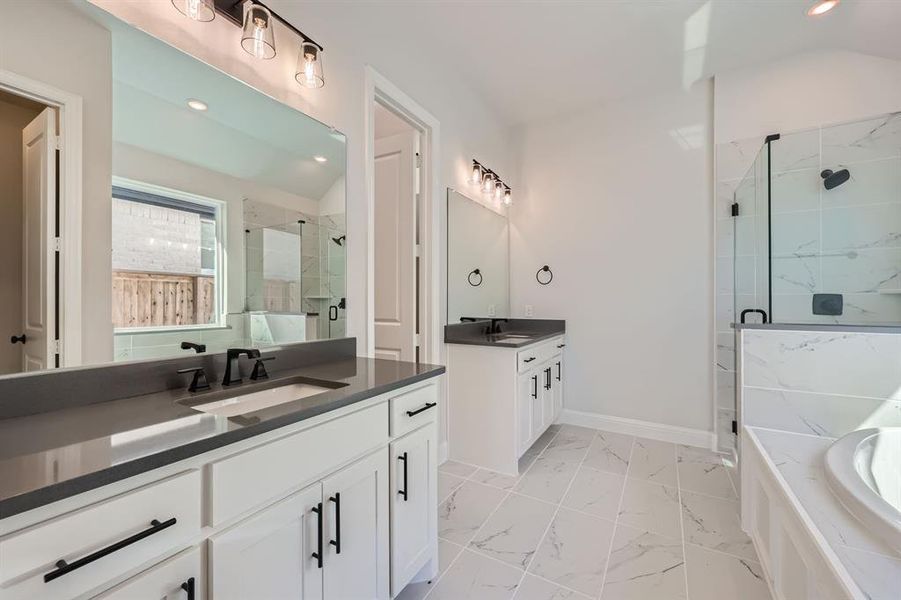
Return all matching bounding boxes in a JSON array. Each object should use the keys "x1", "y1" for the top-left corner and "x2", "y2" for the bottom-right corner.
[
  {"x1": 187, "y1": 98, "x2": 208, "y2": 111},
  {"x1": 313, "y1": 156, "x2": 328, "y2": 163},
  {"x1": 807, "y1": 0, "x2": 839, "y2": 16}
]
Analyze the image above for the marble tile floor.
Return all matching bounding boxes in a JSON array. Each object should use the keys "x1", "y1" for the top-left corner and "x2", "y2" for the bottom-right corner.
[{"x1": 399, "y1": 424, "x2": 772, "y2": 600}]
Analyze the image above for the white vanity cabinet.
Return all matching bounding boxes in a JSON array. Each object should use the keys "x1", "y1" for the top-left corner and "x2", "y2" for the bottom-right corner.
[
  {"x1": 0, "y1": 378, "x2": 440, "y2": 600},
  {"x1": 448, "y1": 335, "x2": 565, "y2": 476}
]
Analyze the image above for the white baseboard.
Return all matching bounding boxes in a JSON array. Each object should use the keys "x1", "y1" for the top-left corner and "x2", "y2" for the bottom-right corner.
[{"x1": 558, "y1": 409, "x2": 715, "y2": 450}]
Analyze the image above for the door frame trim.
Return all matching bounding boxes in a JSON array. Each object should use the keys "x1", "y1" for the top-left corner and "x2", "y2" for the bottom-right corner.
[
  {"x1": 0, "y1": 69, "x2": 83, "y2": 368},
  {"x1": 363, "y1": 66, "x2": 440, "y2": 368}
]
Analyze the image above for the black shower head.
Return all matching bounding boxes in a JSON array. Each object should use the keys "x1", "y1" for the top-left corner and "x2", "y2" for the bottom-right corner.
[
  {"x1": 821, "y1": 168, "x2": 850, "y2": 190},
  {"x1": 332, "y1": 235, "x2": 346, "y2": 246}
]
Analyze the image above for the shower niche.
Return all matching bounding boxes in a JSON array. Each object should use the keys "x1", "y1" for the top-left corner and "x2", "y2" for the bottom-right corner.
[{"x1": 244, "y1": 199, "x2": 346, "y2": 341}]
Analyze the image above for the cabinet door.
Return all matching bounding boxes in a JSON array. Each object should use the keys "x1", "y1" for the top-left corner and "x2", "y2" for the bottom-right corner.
[
  {"x1": 389, "y1": 425, "x2": 437, "y2": 596},
  {"x1": 209, "y1": 484, "x2": 323, "y2": 600},
  {"x1": 516, "y1": 370, "x2": 538, "y2": 455},
  {"x1": 553, "y1": 355, "x2": 564, "y2": 420},
  {"x1": 540, "y1": 360, "x2": 555, "y2": 431},
  {"x1": 97, "y1": 546, "x2": 202, "y2": 600},
  {"x1": 321, "y1": 449, "x2": 390, "y2": 600}
]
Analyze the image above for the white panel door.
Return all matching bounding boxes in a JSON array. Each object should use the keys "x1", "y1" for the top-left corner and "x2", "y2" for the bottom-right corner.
[
  {"x1": 540, "y1": 360, "x2": 555, "y2": 431},
  {"x1": 553, "y1": 354, "x2": 564, "y2": 420},
  {"x1": 373, "y1": 131, "x2": 417, "y2": 362},
  {"x1": 97, "y1": 546, "x2": 202, "y2": 599},
  {"x1": 21, "y1": 107, "x2": 57, "y2": 371},
  {"x1": 389, "y1": 425, "x2": 437, "y2": 596},
  {"x1": 516, "y1": 370, "x2": 537, "y2": 456},
  {"x1": 321, "y1": 448, "x2": 390, "y2": 600},
  {"x1": 209, "y1": 483, "x2": 324, "y2": 600}
]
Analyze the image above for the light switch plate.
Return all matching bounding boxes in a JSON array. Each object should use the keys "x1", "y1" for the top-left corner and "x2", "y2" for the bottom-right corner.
[{"x1": 487, "y1": 304, "x2": 496, "y2": 316}]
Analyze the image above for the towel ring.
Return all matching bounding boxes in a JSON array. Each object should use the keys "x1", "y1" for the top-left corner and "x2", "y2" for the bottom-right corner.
[
  {"x1": 536, "y1": 265, "x2": 553, "y2": 285},
  {"x1": 468, "y1": 268, "x2": 483, "y2": 287}
]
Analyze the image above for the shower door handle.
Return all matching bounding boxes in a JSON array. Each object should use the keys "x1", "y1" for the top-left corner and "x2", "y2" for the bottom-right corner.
[
  {"x1": 740, "y1": 309, "x2": 768, "y2": 324},
  {"x1": 329, "y1": 306, "x2": 338, "y2": 321}
]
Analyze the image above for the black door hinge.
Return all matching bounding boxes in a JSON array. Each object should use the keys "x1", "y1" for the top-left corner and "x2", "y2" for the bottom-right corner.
[
  {"x1": 731, "y1": 203, "x2": 739, "y2": 217},
  {"x1": 731, "y1": 420, "x2": 738, "y2": 434}
]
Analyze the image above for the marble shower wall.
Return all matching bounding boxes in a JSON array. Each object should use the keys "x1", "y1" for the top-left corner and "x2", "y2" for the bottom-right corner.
[
  {"x1": 769, "y1": 112, "x2": 901, "y2": 325},
  {"x1": 740, "y1": 328, "x2": 901, "y2": 438}
]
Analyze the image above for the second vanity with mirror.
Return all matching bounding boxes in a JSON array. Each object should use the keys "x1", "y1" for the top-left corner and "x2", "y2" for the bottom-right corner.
[{"x1": 444, "y1": 189, "x2": 566, "y2": 475}]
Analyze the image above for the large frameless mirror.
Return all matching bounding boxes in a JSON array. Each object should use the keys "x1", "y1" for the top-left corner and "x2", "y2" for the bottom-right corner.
[
  {"x1": 0, "y1": 1, "x2": 346, "y2": 376},
  {"x1": 446, "y1": 189, "x2": 510, "y2": 323}
]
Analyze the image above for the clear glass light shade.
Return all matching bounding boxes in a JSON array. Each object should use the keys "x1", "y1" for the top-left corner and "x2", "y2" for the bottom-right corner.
[
  {"x1": 241, "y1": 5, "x2": 276, "y2": 60},
  {"x1": 482, "y1": 172, "x2": 494, "y2": 193},
  {"x1": 470, "y1": 162, "x2": 482, "y2": 185},
  {"x1": 503, "y1": 187, "x2": 512, "y2": 205},
  {"x1": 494, "y1": 180, "x2": 504, "y2": 200},
  {"x1": 172, "y1": 0, "x2": 215, "y2": 21},
  {"x1": 295, "y1": 42, "x2": 325, "y2": 88}
]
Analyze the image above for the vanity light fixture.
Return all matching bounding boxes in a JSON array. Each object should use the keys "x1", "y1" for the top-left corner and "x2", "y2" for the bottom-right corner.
[
  {"x1": 171, "y1": 0, "x2": 215, "y2": 22},
  {"x1": 187, "y1": 98, "x2": 208, "y2": 111},
  {"x1": 807, "y1": 0, "x2": 839, "y2": 16},
  {"x1": 470, "y1": 158, "x2": 512, "y2": 206},
  {"x1": 313, "y1": 155, "x2": 328, "y2": 163},
  {"x1": 172, "y1": 0, "x2": 326, "y2": 88}
]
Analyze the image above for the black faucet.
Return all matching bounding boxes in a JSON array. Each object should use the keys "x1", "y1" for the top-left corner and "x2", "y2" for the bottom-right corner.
[
  {"x1": 485, "y1": 318, "x2": 508, "y2": 335},
  {"x1": 180, "y1": 341, "x2": 206, "y2": 353},
  {"x1": 222, "y1": 348, "x2": 261, "y2": 386}
]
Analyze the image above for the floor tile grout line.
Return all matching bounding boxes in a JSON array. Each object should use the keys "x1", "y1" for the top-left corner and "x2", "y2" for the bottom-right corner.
[
  {"x1": 596, "y1": 436, "x2": 636, "y2": 600},
  {"x1": 426, "y1": 426, "x2": 568, "y2": 600},
  {"x1": 515, "y1": 426, "x2": 598, "y2": 598},
  {"x1": 676, "y1": 442, "x2": 691, "y2": 600}
]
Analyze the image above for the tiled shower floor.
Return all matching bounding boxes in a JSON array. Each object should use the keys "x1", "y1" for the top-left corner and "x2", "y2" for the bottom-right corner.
[{"x1": 399, "y1": 424, "x2": 773, "y2": 600}]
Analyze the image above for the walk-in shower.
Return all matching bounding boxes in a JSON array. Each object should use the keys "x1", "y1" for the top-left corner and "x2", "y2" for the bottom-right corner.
[{"x1": 715, "y1": 111, "x2": 901, "y2": 453}]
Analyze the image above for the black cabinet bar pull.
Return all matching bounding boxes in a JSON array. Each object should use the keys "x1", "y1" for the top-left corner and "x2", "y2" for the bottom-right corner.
[
  {"x1": 181, "y1": 577, "x2": 195, "y2": 600},
  {"x1": 329, "y1": 493, "x2": 341, "y2": 554},
  {"x1": 44, "y1": 517, "x2": 177, "y2": 583},
  {"x1": 556, "y1": 343, "x2": 565, "y2": 348},
  {"x1": 556, "y1": 361, "x2": 561, "y2": 381},
  {"x1": 523, "y1": 356, "x2": 536, "y2": 363},
  {"x1": 398, "y1": 452, "x2": 409, "y2": 501},
  {"x1": 545, "y1": 367, "x2": 552, "y2": 390},
  {"x1": 531, "y1": 375, "x2": 538, "y2": 399},
  {"x1": 311, "y1": 502, "x2": 324, "y2": 568},
  {"x1": 406, "y1": 402, "x2": 437, "y2": 417}
]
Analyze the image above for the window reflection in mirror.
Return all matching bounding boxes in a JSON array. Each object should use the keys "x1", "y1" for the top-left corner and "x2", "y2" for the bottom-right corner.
[
  {"x1": 446, "y1": 189, "x2": 510, "y2": 323},
  {"x1": 0, "y1": 1, "x2": 346, "y2": 375}
]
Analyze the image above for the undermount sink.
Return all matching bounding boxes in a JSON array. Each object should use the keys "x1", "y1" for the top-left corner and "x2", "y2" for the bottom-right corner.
[
  {"x1": 494, "y1": 333, "x2": 534, "y2": 341},
  {"x1": 186, "y1": 378, "x2": 345, "y2": 418}
]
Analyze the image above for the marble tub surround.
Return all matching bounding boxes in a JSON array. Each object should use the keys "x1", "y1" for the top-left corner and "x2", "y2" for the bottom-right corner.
[
  {"x1": 745, "y1": 427, "x2": 901, "y2": 599},
  {"x1": 0, "y1": 337, "x2": 444, "y2": 517},
  {"x1": 444, "y1": 318, "x2": 565, "y2": 347},
  {"x1": 740, "y1": 328, "x2": 901, "y2": 439},
  {"x1": 400, "y1": 424, "x2": 771, "y2": 600}
]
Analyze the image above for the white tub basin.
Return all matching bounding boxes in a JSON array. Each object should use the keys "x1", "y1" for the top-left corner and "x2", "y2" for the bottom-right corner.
[{"x1": 825, "y1": 427, "x2": 901, "y2": 552}]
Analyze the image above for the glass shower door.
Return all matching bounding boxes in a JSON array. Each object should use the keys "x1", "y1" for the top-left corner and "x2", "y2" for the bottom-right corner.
[{"x1": 734, "y1": 142, "x2": 770, "y2": 327}]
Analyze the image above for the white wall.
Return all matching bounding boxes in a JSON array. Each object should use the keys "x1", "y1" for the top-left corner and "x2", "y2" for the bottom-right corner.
[
  {"x1": 715, "y1": 50, "x2": 901, "y2": 145},
  {"x1": 91, "y1": 0, "x2": 515, "y2": 357},
  {"x1": 510, "y1": 82, "x2": 714, "y2": 436},
  {"x1": 1, "y1": 1, "x2": 113, "y2": 365}
]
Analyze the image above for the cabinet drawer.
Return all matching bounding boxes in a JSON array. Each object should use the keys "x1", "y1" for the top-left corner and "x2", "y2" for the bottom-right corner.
[
  {"x1": 390, "y1": 383, "x2": 439, "y2": 438},
  {"x1": 517, "y1": 337, "x2": 564, "y2": 373},
  {"x1": 0, "y1": 470, "x2": 200, "y2": 600},
  {"x1": 94, "y1": 545, "x2": 202, "y2": 599},
  {"x1": 207, "y1": 402, "x2": 389, "y2": 526}
]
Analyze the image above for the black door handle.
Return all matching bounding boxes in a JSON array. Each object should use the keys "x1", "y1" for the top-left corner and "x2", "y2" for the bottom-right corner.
[
  {"x1": 311, "y1": 502, "x2": 323, "y2": 568},
  {"x1": 398, "y1": 452, "x2": 409, "y2": 501},
  {"x1": 44, "y1": 518, "x2": 177, "y2": 583},
  {"x1": 329, "y1": 493, "x2": 341, "y2": 554},
  {"x1": 523, "y1": 356, "x2": 536, "y2": 363},
  {"x1": 545, "y1": 367, "x2": 552, "y2": 390},
  {"x1": 531, "y1": 375, "x2": 537, "y2": 399},
  {"x1": 10, "y1": 334, "x2": 25, "y2": 344},
  {"x1": 329, "y1": 306, "x2": 338, "y2": 321},
  {"x1": 740, "y1": 308, "x2": 769, "y2": 324},
  {"x1": 556, "y1": 343, "x2": 565, "y2": 348},
  {"x1": 556, "y1": 361, "x2": 561, "y2": 381},
  {"x1": 180, "y1": 577, "x2": 195, "y2": 600},
  {"x1": 406, "y1": 402, "x2": 437, "y2": 417}
]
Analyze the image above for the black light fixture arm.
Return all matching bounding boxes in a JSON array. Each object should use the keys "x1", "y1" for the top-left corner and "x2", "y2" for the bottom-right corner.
[{"x1": 213, "y1": 0, "x2": 324, "y2": 51}]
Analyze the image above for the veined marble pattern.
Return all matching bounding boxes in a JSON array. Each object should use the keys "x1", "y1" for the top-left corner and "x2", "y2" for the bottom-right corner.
[
  {"x1": 676, "y1": 445, "x2": 737, "y2": 499},
  {"x1": 749, "y1": 427, "x2": 901, "y2": 600},
  {"x1": 406, "y1": 427, "x2": 772, "y2": 600}
]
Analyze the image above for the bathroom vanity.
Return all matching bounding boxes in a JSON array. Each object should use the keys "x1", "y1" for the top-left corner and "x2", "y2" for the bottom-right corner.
[
  {"x1": 445, "y1": 319, "x2": 566, "y2": 475},
  {"x1": 0, "y1": 339, "x2": 443, "y2": 600}
]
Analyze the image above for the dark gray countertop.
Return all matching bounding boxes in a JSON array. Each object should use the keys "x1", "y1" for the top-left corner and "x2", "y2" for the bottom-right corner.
[
  {"x1": 0, "y1": 356, "x2": 444, "y2": 518},
  {"x1": 444, "y1": 318, "x2": 565, "y2": 348}
]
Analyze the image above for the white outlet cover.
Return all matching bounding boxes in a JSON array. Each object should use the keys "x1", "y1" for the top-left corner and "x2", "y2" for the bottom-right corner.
[
  {"x1": 525, "y1": 305, "x2": 534, "y2": 317},
  {"x1": 487, "y1": 304, "x2": 496, "y2": 316}
]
